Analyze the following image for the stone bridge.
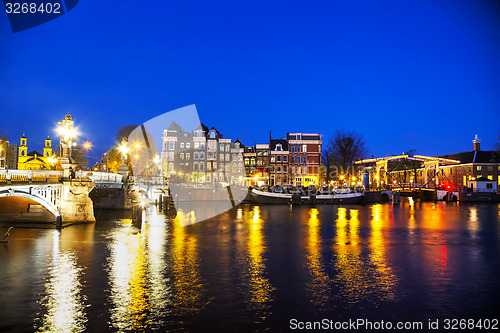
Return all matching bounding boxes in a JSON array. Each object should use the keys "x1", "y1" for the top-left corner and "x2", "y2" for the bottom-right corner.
[{"x1": 0, "y1": 170, "x2": 127, "y2": 224}]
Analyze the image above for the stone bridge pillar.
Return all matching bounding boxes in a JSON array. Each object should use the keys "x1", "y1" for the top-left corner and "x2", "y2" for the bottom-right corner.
[{"x1": 59, "y1": 178, "x2": 96, "y2": 223}]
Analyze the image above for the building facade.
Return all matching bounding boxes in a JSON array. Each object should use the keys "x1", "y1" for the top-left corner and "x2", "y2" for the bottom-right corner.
[
  {"x1": 17, "y1": 134, "x2": 54, "y2": 170},
  {"x1": 161, "y1": 122, "x2": 245, "y2": 186}
]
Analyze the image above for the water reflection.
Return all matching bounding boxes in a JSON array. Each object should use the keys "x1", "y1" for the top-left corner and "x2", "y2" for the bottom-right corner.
[
  {"x1": 369, "y1": 205, "x2": 397, "y2": 301},
  {"x1": 107, "y1": 209, "x2": 171, "y2": 331},
  {"x1": 305, "y1": 208, "x2": 330, "y2": 309},
  {"x1": 37, "y1": 230, "x2": 87, "y2": 333},
  {"x1": 171, "y1": 213, "x2": 203, "y2": 314},
  {"x1": 333, "y1": 205, "x2": 397, "y2": 304},
  {"x1": 246, "y1": 206, "x2": 274, "y2": 315}
]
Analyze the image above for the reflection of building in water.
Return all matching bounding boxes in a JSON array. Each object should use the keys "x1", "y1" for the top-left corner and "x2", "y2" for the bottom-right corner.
[
  {"x1": 171, "y1": 217, "x2": 203, "y2": 313},
  {"x1": 108, "y1": 227, "x2": 149, "y2": 331},
  {"x1": 333, "y1": 205, "x2": 397, "y2": 304},
  {"x1": 305, "y1": 208, "x2": 330, "y2": 309},
  {"x1": 107, "y1": 211, "x2": 172, "y2": 331},
  {"x1": 161, "y1": 122, "x2": 245, "y2": 185},
  {"x1": 37, "y1": 230, "x2": 87, "y2": 333},
  {"x1": 247, "y1": 206, "x2": 274, "y2": 311}
]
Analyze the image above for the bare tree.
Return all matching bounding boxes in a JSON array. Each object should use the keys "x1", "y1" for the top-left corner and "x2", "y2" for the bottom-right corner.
[{"x1": 324, "y1": 130, "x2": 368, "y2": 179}]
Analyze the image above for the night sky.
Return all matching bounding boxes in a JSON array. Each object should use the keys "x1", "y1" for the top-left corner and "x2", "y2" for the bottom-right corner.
[{"x1": 1, "y1": 0, "x2": 500, "y2": 164}]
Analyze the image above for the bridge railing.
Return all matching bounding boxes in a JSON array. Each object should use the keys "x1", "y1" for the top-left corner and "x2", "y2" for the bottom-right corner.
[
  {"x1": 75, "y1": 171, "x2": 124, "y2": 183},
  {"x1": 0, "y1": 169, "x2": 62, "y2": 183}
]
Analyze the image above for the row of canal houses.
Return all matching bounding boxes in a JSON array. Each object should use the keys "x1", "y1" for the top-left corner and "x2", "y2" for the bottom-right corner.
[{"x1": 160, "y1": 121, "x2": 322, "y2": 187}]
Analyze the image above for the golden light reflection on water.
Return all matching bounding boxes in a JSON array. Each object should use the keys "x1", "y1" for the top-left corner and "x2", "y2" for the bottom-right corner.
[
  {"x1": 37, "y1": 231, "x2": 87, "y2": 333},
  {"x1": 171, "y1": 213, "x2": 203, "y2": 313},
  {"x1": 369, "y1": 205, "x2": 397, "y2": 300},
  {"x1": 108, "y1": 225, "x2": 150, "y2": 331},
  {"x1": 334, "y1": 205, "x2": 397, "y2": 304},
  {"x1": 468, "y1": 207, "x2": 479, "y2": 237},
  {"x1": 305, "y1": 208, "x2": 330, "y2": 309},
  {"x1": 247, "y1": 206, "x2": 274, "y2": 309}
]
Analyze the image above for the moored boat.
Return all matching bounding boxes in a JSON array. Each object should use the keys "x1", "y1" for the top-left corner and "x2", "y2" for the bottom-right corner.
[{"x1": 250, "y1": 187, "x2": 363, "y2": 204}]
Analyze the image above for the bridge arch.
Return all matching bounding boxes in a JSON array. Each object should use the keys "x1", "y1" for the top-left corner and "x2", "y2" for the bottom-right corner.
[{"x1": 0, "y1": 189, "x2": 59, "y2": 217}]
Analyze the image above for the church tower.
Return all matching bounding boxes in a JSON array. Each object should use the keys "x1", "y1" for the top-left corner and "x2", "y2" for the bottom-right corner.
[
  {"x1": 19, "y1": 133, "x2": 27, "y2": 158},
  {"x1": 43, "y1": 134, "x2": 52, "y2": 158}
]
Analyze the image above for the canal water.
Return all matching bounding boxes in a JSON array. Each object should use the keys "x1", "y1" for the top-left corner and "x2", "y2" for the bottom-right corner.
[{"x1": 0, "y1": 203, "x2": 499, "y2": 332}]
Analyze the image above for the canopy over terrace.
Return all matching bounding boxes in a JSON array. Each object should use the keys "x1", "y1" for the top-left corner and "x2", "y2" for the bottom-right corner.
[{"x1": 355, "y1": 154, "x2": 460, "y2": 189}]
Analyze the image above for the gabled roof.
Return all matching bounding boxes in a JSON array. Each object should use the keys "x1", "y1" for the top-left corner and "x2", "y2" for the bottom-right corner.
[
  {"x1": 233, "y1": 138, "x2": 244, "y2": 148},
  {"x1": 270, "y1": 139, "x2": 288, "y2": 151},
  {"x1": 167, "y1": 121, "x2": 182, "y2": 131},
  {"x1": 27, "y1": 150, "x2": 43, "y2": 157},
  {"x1": 439, "y1": 150, "x2": 500, "y2": 164},
  {"x1": 195, "y1": 123, "x2": 209, "y2": 133}
]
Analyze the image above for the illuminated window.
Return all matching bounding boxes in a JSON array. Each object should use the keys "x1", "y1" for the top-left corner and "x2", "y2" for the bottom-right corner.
[
  {"x1": 186, "y1": 153, "x2": 190, "y2": 160},
  {"x1": 169, "y1": 142, "x2": 175, "y2": 150},
  {"x1": 186, "y1": 143, "x2": 190, "y2": 148},
  {"x1": 180, "y1": 153, "x2": 184, "y2": 160},
  {"x1": 477, "y1": 166, "x2": 482, "y2": 171},
  {"x1": 180, "y1": 143, "x2": 185, "y2": 149},
  {"x1": 194, "y1": 142, "x2": 199, "y2": 149}
]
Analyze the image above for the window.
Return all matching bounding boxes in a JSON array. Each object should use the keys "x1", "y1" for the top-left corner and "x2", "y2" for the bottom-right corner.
[
  {"x1": 226, "y1": 154, "x2": 230, "y2": 161},
  {"x1": 291, "y1": 145, "x2": 295, "y2": 153},
  {"x1": 210, "y1": 132, "x2": 216, "y2": 139},
  {"x1": 487, "y1": 183, "x2": 493, "y2": 189},
  {"x1": 200, "y1": 162, "x2": 204, "y2": 171},
  {"x1": 238, "y1": 154, "x2": 242, "y2": 161},
  {"x1": 303, "y1": 156, "x2": 307, "y2": 164},
  {"x1": 284, "y1": 165, "x2": 288, "y2": 172},
  {"x1": 194, "y1": 142, "x2": 199, "y2": 149},
  {"x1": 235, "y1": 142, "x2": 240, "y2": 148},
  {"x1": 277, "y1": 166, "x2": 281, "y2": 172},
  {"x1": 462, "y1": 166, "x2": 466, "y2": 172},
  {"x1": 180, "y1": 153, "x2": 184, "y2": 160},
  {"x1": 468, "y1": 166, "x2": 471, "y2": 172},
  {"x1": 220, "y1": 154, "x2": 224, "y2": 161},
  {"x1": 303, "y1": 145, "x2": 307, "y2": 152},
  {"x1": 276, "y1": 144, "x2": 282, "y2": 151},
  {"x1": 245, "y1": 159, "x2": 249, "y2": 165},
  {"x1": 271, "y1": 156, "x2": 275, "y2": 162},
  {"x1": 297, "y1": 145, "x2": 301, "y2": 153},
  {"x1": 198, "y1": 132, "x2": 203, "y2": 137},
  {"x1": 200, "y1": 152, "x2": 205, "y2": 159},
  {"x1": 169, "y1": 142, "x2": 175, "y2": 150},
  {"x1": 186, "y1": 143, "x2": 190, "y2": 148},
  {"x1": 250, "y1": 158, "x2": 255, "y2": 165},
  {"x1": 297, "y1": 156, "x2": 301, "y2": 164},
  {"x1": 487, "y1": 165, "x2": 493, "y2": 171},
  {"x1": 194, "y1": 162, "x2": 198, "y2": 171},
  {"x1": 277, "y1": 155, "x2": 281, "y2": 162},
  {"x1": 291, "y1": 156, "x2": 295, "y2": 163},
  {"x1": 169, "y1": 152, "x2": 174, "y2": 160},
  {"x1": 194, "y1": 152, "x2": 199, "y2": 159},
  {"x1": 186, "y1": 153, "x2": 190, "y2": 160},
  {"x1": 180, "y1": 142, "x2": 185, "y2": 149},
  {"x1": 226, "y1": 145, "x2": 230, "y2": 152},
  {"x1": 477, "y1": 166, "x2": 482, "y2": 171},
  {"x1": 283, "y1": 156, "x2": 288, "y2": 162},
  {"x1": 200, "y1": 143, "x2": 205, "y2": 149}
]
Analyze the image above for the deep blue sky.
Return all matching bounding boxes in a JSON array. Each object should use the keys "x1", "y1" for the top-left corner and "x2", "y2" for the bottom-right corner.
[{"x1": 1, "y1": 0, "x2": 500, "y2": 163}]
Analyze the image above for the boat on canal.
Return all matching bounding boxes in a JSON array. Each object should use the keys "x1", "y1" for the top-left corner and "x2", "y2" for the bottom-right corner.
[{"x1": 250, "y1": 185, "x2": 363, "y2": 204}]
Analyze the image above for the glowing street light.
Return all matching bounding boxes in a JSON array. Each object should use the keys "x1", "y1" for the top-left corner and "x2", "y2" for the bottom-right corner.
[{"x1": 83, "y1": 141, "x2": 92, "y2": 150}]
